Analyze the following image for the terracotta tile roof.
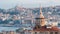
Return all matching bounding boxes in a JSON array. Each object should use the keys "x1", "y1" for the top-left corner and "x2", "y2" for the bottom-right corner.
[{"x1": 33, "y1": 26, "x2": 59, "y2": 31}]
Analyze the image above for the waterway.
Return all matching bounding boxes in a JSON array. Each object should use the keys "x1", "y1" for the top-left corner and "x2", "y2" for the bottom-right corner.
[{"x1": 0, "y1": 27, "x2": 19, "y2": 32}]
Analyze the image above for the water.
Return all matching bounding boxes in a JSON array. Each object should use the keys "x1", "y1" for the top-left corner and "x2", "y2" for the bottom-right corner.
[
  {"x1": 0, "y1": 27, "x2": 19, "y2": 32},
  {"x1": 0, "y1": 26, "x2": 60, "y2": 32}
]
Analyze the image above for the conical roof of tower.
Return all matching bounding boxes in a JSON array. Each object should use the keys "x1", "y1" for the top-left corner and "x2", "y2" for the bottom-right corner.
[{"x1": 40, "y1": 7, "x2": 44, "y2": 18}]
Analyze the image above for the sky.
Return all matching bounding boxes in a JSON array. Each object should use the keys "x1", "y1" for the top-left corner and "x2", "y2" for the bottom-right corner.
[{"x1": 0, "y1": 0, "x2": 60, "y2": 9}]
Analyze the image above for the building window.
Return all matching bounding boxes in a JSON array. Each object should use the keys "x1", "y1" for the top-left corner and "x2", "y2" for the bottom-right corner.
[
  {"x1": 50, "y1": 32, "x2": 53, "y2": 34},
  {"x1": 55, "y1": 32, "x2": 58, "y2": 34},
  {"x1": 28, "y1": 32, "x2": 31, "y2": 34},
  {"x1": 35, "y1": 32, "x2": 37, "y2": 34},
  {"x1": 21, "y1": 32, "x2": 24, "y2": 34},
  {"x1": 40, "y1": 32, "x2": 44, "y2": 34},
  {"x1": 45, "y1": 32, "x2": 48, "y2": 34}
]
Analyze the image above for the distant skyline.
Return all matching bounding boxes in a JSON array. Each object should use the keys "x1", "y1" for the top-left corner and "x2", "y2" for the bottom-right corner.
[{"x1": 0, "y1": 0, "x2": 60, "y2": 9}]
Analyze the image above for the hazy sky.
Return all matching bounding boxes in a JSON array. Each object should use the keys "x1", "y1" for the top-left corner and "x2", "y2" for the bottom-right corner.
[{"x1": 0, "y1": 0, "x2": 60, "y2": 9}]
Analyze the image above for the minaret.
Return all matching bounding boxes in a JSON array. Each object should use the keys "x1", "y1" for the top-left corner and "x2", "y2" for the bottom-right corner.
[{"x1": 40, "y1": 7, "x2": 46, "y2": 26}]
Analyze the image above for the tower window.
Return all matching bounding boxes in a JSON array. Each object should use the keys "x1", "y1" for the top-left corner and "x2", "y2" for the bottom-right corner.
[
  {"x1": 35, "y1": 32, "x2": 37, "y2": 34},
  {"x1": 40, "y1": 32, "x2": 45, "y2": 34},
  {"x1": 55, "y1": 32, "x2": 58, "y2": 34},
  {"x1": 50, "y1": 32, "x2": 53, "y2": 34}
]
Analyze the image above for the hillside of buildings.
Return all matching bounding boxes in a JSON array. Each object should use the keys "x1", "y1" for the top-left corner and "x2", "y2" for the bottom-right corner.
[{"x1": 0, "y1": 6, "x2": 60, "y2": 27}]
